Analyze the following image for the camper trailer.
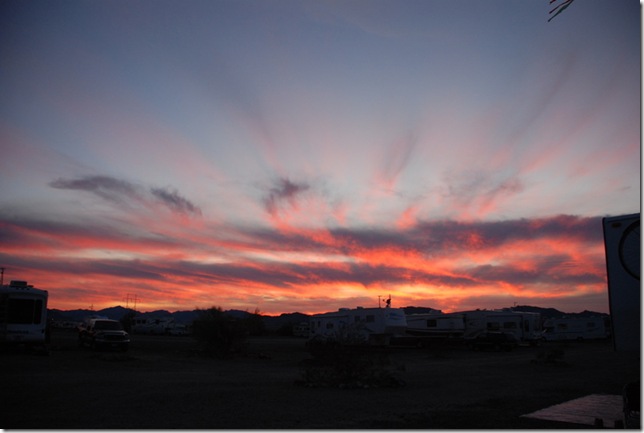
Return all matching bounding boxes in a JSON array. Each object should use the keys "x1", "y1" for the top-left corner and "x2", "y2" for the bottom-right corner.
[
  {"x1": 404, "y1": 309, "x2": 543, "y2": 345},
  {"x1": 405, "y1": 312, "x2": 466, "y2": 340},
  {"x1": 292, "y1": 322, "x2": 310, "y2": 337},
  {"x1": 309, "y1": 306, "x2": 407, "y2": 345},
  {"x1": 542, "y1": 316, "x2": 609, "y2": 341},
  {"x1": 462, "y1": 310, "x2": 543, "y2": 343},
  {"x1": 0, "y1": 280, "x2": 49, "y2": 345},
  {"x1": 132, "y1": 316, "x2": 175, "y2": 335}
]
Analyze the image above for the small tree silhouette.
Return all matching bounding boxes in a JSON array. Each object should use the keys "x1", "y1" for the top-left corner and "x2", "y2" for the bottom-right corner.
[
  {"x1": 120, "y1": 310, "x2": 136, "y2": 333},
  {"x1": 192, "y1": 307, "x2": 248, "y2": 358},
  {"x1": 243, "y1": 307, "x2": 265, "y2": 336}
]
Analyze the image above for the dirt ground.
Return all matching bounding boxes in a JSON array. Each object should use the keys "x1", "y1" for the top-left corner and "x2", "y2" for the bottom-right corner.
[{"x1": 1, "y1": 328, "x2": 639, "y2": 429}]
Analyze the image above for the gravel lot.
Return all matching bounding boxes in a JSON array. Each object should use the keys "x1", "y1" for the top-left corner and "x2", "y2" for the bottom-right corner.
[{"x1": 1, "y1": 328, "x2": 639, "y2": 429}]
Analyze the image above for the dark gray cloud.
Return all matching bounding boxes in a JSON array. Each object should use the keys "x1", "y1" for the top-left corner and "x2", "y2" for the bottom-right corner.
[
  {"x1": 243, "y1": 214, "x2": 603, "y2": 256},
  {"x1": 263, "y1": 177, "x2": 311, "y2": 216},
  {"x1": 411, "y1": 214, "x2": 604, "y2": 251},
  {"x1": 49, "y1": 175, "x2": 201, "y2": 216},
  {"x1": 150, "y1": 187, "x2": 201, "y2": 216},
  {"x1": 0, "y1": 213, "x2": 183, "y2": 254},
  {"x1": 50, "y1": 175, "x2": 140, "y2": 203}
]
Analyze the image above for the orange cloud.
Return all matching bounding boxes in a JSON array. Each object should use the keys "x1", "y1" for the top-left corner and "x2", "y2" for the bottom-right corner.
[{"x1": 0, "y1": 212, "x2": 610, "y2": 315}]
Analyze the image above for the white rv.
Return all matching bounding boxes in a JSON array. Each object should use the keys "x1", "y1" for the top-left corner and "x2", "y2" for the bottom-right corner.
[
  {"x1": 309, "y1": 306, "x2": 407, "y2": 345},
  {"x1": 405, "y1": 309, "x2": 543, "y2": 344},
  {"x1": 292, "y1": 321, "x2": 310, "y2": 337},
  {"x1": 405, "y1": 312, "x2": 466, "y2": 339},
  {"x1": 542, "y1": 316, "x2": 608, "y2": 341},
  {"x1": 132, "y1": 316, "x2": 175, "y2": 335},
  {"x1": 461, "y1": 310, "x2": 543, "y2": 343},
  {"x1": 0, "y1": 280, "x2": 49, "y2": 344}
]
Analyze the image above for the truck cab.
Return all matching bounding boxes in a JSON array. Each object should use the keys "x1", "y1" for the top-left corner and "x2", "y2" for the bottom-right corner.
[{"x1": 78, "y1": 318, "x2": 130, "y2": 351}]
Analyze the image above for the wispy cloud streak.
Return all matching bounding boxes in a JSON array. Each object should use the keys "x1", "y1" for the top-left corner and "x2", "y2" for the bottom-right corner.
[{"x1": 50, "y1": 175, "x2": 202, "y2": 216}]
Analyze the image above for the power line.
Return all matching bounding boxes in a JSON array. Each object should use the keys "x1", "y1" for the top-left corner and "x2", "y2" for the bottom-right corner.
[{"x1": 124, "y1": 293, "x2": 140, "y2": 310}]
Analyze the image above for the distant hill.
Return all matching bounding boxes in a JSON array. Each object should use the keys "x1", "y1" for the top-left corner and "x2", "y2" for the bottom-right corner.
[
  {"x1": 402, "y1": 306, "x2": 442, "y2": 315},
  {"x1": 47, "y1": 306, "x2": 311, "y2": 331},
  {"x1": 507, "y1": 305, "x2": 609, "y2": 319},
  {"x1": 47, "y1": 304, "x2": 608, "y2": 328}
]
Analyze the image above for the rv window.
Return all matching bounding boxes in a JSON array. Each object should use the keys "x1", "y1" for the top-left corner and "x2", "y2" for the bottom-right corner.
[
  {"x1": 427, "y1": 319, "x2": 437, "y2": 328},
  {"x1": 557, "y1": 323, "x2": 567, "y2": 331},
  {"x1": 587, "y1": 322, "x2": 595, "y2": 329},
  {"x1": 7, "y1": 299, "x2": 42, "y2": 324},
  {"x1": 503, "y1": 322, "x2": 517, "y2": 329},
  {"x1": 487, "y1": 322, "x2": 500, "y2": 331},
  {"x1": 366, "y1": 315, "x2": 375, "y2": 323},
  {"x1": 326, "y1": 323, "x2": 334, "y2": 329}
]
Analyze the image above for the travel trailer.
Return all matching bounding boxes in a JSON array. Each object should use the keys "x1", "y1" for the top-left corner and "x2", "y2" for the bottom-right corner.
[
  {"x1": 132, "y1": 316, "x2": 176, "y2": 335},
  {"x1": 542, "y1": 316, "x2": 609, "y2": 341},
  {"x1": 462, "y1": 310, "x2": 543, "y2": 343},
  {"x1": 0, "y1": 280, "x2": 49, "y2": 345},
  {"x1": 405, "y1": 309, "x2": 543, "y2": 345},
  {"x1": 292, "y1": 321, "x2": 310, "y2": 337},
  {"x1": 405, "y1": 312, "x2": 466, "y2": 340},
  {"x1": 309, "y1": 306, "x2": 407, "y2": 345}
]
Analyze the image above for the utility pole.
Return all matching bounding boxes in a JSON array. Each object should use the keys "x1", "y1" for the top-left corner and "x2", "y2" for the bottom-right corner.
[
  {"x1": 0, "y1": 267, "x2": 4, "y2": 286},
  {"x1": 124, "y1": 294, "x2": 140, "y2": 310}
]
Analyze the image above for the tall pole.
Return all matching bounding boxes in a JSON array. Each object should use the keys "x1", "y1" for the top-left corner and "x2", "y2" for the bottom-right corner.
[{"x1": 0, "y1": 267, "x2": 4, "y2": 286}]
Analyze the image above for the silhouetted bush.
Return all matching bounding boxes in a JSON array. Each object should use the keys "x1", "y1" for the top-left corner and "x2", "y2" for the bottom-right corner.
[
  {"x1": 299, "y1": 339, "x2": 406, "y2": 389},
  {"x1": 192, "y1": 307, "x2": 248, "y2": 358},
  {"x1": 532, "y1": 346, "x2": 567, "y2": 365},
  {"x1": 276, "y1": 323, "x2": 294, "y2": 336},
  {"x1": 242, "y1": 308, "x2": 265, "y2": 336},
  {"x1": 120, "y1": 311, "x2": 136, "y2": 333}
]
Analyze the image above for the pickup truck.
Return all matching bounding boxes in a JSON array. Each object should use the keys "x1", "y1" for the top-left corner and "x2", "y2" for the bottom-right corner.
[{"x1": 78, "y1": 318, "x2": 130, "y2": 351}]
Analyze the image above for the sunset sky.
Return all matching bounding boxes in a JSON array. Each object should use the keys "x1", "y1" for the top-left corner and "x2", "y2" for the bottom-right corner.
[{"x1": 1, "y1": 0, "x2": 640, "y2": 315}]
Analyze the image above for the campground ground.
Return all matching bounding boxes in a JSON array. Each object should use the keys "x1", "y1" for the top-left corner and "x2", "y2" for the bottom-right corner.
[{"x1": 1, "y1": 328, "x2": 639, "y2": 429}]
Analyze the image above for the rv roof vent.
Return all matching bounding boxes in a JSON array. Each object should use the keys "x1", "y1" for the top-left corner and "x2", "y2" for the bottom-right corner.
[
  {"x1": 339, "y1": 308, "x2": 350, "y2": 311},
  {"x1": 356, "y1": 306, "x2": 363, "y2": 309},
  {"x1": 10, "y1": 280, "x2": 28, "y2": 287}
]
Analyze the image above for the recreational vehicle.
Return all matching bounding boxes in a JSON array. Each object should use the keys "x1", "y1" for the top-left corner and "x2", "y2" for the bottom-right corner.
[
  {"x1": 462, "y1": 310, "x2": 543, "y2": 343},
  {"x1": 405, "y1": 312, "x2": 466, "y2": 340},
  {"x1": 292, "y1": 321, "x2": 310, "y2": 337},
  {"x1": 309, "y1": 306, "x2": 407, "y2": 345},
  {"x1": 132, "y1": 316, "x2": 175, "y2": 335},
  {"x1": 404, "y1": 309, "x2": 543, "y2": 345},
  {"x1": 542, "y1": 316, "x2": 609, "y2": 341},
  {"x1": 0, "y1": 280, "x2": 49, "y2": 345}
]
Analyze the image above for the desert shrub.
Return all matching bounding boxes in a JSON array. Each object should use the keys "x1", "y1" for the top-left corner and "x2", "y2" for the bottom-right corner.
[
  {"x1": 242, "y1": 308, "x2": 265, "y2": 336},
  {"x1": 276, "y1": 323, "x2": 294, "y2": 336},
  {"x1": 192, "y1": 307, "x2": 248, "y2": 358},
  {"x1": 532, "y1": 347, "x2": 566, "y2": 365},
  {"x1": 119, "y1": 310, "x2": 136, "y2": 333},
  {"x1": 300, "y1": 340, "x2": 405, "y2": 389}
]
